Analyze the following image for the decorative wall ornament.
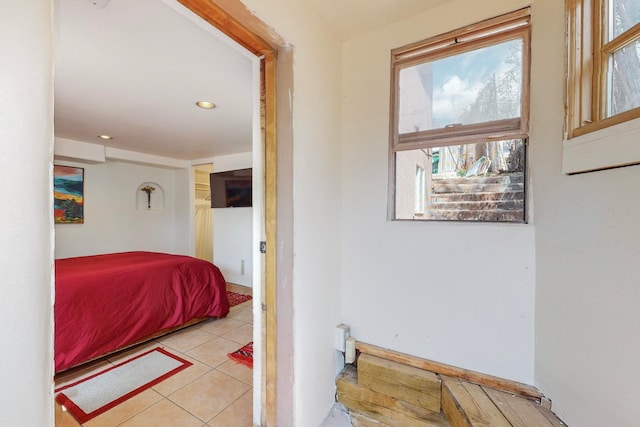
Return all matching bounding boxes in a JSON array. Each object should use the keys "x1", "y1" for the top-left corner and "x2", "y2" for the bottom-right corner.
[
  {"x1": 140, "y1": 185, "x2": 156, "y2": 209},
  {"x1": 136, "y1": 182, "x2": 164, "y2": 210}
]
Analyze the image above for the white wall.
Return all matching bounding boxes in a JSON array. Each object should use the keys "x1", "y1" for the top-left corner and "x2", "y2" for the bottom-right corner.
[
  {"x1": 54, "y1": 160, "x2": 183, "y2": 259},
  {"x1": 341, "y1": 0, "x2": 536, "y2": 384},
  {"x1": 0, "y1": 1, "x2": 54, "y2": 426},
  {"x1": 530, "y1": 1, "x2": 640, "y2": 426},
  {"x1": 213, "y1": 207, "x2": 253, "y2": 286},
  {"x1": 199, "y1": 152, "x2": 254, "y2": 287}
]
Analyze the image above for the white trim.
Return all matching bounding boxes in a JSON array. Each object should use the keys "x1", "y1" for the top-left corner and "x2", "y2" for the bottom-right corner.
[{"x1": 562, "y1": 117, "x2": 640, "y2": 174}]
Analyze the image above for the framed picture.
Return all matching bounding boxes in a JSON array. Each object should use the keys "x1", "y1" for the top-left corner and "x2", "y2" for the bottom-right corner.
[{"x1": 54, "y1": 165, "x2": 84, "y2": 224}]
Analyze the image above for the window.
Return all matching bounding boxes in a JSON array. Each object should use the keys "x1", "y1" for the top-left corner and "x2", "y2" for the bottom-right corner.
[
  {"x1": 567, "y1": 0, "x2": 640, "y2": 138},
  {"x1": 564, "y1": 0, "x2": 640, "y2": 174},
  {"x1": 389, "y1": 8, "x2": 530, "y2": 222}
]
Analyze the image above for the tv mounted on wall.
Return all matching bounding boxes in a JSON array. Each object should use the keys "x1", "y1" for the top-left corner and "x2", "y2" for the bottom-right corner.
[{"x1": 209, "y1": 168, "x2": 252, "y2": 208}]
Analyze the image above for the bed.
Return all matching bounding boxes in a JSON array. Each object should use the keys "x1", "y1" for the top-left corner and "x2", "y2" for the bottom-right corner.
[{"x1": 54, "y1": 251, "x2": 229, "y2": 373}]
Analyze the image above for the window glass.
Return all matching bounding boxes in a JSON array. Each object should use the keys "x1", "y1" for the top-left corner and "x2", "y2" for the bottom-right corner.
[
  {"x1": 608, "y1": 39, "x2": 640, "y2": 116},
  {"x1": 610, "y1": 0, "x2": 640, "y2": 39},
  {"x1": 398, "y1": 39, "x2": 523, "y2": 134},
  {"x1": 395, "y1": 139, "x2": 525, "y2": 222}
]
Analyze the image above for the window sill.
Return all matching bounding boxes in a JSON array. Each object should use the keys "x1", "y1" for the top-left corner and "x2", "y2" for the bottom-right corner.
[{"x1": 563, "y1": 117, "x2": 640, "y2": 174}]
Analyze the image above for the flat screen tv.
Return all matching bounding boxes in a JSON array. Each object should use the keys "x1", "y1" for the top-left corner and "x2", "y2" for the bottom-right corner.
[{"x1": 209, "y1": 168, "x2": 252, "y2": 208}]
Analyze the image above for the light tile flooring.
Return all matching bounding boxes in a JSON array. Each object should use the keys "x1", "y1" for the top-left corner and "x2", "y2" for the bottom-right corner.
[{"x1": 54, "y1": 300, "x2": 254, "y2": 427}]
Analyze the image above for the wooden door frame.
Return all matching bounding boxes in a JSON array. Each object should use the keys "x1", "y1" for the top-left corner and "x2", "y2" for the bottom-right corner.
[{"x1": 178, "y1": 1, "x2": 279, "y2": 425}]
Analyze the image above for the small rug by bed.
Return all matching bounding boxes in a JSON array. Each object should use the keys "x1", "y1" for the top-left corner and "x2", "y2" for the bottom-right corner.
[
  {"x1": 228, "y1": 341, "x2": 253, "y2": 368},
  {"x1": 55, "y1": 347, "x2": 191, "y2": 424},
  {"x1": 227, "y1": 290, "x2": 252, "y2": 307}
]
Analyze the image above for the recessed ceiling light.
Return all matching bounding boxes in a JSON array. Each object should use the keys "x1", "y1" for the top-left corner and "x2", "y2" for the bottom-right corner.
[
  {"x1": 97, "y1": 134, "x2": 114, "y2": 140},
  {"x1": 196, "y1": 101, "x2": 216, "y2": 109}
]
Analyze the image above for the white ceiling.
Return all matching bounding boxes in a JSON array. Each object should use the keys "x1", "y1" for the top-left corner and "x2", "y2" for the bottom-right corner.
[{"x1": 54, "y1": 0, "x2": 451, "y2": 161}]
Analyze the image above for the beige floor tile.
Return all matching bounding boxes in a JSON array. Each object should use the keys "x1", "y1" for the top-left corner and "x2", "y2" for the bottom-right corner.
[
  {"x1": 152, "y1": 358, "x2": 213, "y2": 396},
  {"x1": 55, "y1": 402, "x2": 81, "y2": 427},
  {"x1": 197, "y1": 317, "x2": 245, "y2": 336},
  {"x1": 208, "y1": 389, "x2": 253, "y2": 427},
  {"x1": 168, "y1": 369, "x2": 251, "y2": 422},
  {"x1": 227, "y1": 307, "x2": 252, "y2": 323},
  {"x1": 83, "y1": 389, "x2": 164, "y2": 427},
  {"x1": 229, "y1": 300, "x2": 253, "y2": 311},
  {"x1": 186, "y1": 336, "x2": 245, "y2": 368},
  {"x1": 54, "y1": 315, "x2": 256, "y2": 426},
  {"x1": 118, "y1": 399, "x2": 203, "y2": 427},
  {"x1": 157, "y1": 328, "x2": 216, "y2": 353},
  {"x1": 221, "y1": 323, "x2": 253, "y2": 345},
  {"x1": 216, "y1": 359, "x2": 253, "y2": 385}
]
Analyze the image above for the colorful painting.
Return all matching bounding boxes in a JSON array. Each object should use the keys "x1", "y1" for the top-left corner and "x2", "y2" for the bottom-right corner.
[{"x1": 54, "y1": 165, "x2": 84, "y2": 224}]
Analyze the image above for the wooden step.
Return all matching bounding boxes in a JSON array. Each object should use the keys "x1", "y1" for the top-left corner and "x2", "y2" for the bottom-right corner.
[
  {"x1": 433, "y1": 173, "x2": 524, "y2": 185},
  {"x1": 433, "y1": 182, "x2": 524, "y2": 194},
  {"x1": 430, "y1": 199, "x2": 523, "y2": 211},
  {"x1": 431, "y1": 190, "x2": 524, "y2": 203},
  {"x1": 337, "y1": 366, "x2": 450, "y2": 427},
  {"x1": 441, "y1": 376, "x2": 566, "y2": 427},
  {"x1": 428, "y1": 209, "x2": 524, "y2": 222},
  {"x1": 358, "y1": 353, "x2": 441, "y2": 412}
]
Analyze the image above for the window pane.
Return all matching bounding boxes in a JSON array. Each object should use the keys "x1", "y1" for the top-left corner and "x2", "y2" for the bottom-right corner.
[
  {"x1": 607, "y1": 39, "x2": 640, "y2": 117},
  {"x1": 395, "y1": 139, "x2": 525, "y2": 222},
  {"x1": 398, "y1": 38, "x2": 523, "y2": 134},
  {"x1": 611, "y1": 0, "x2": 640, "y2": 40}
]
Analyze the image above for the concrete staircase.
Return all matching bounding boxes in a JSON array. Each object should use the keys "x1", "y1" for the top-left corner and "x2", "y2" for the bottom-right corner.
[
  {"x1": 336, "y1": 347, "x2": 566, "y2": 426},
  {"x1": 429, "y1": 173, "x2": 524, "y2": 222}
]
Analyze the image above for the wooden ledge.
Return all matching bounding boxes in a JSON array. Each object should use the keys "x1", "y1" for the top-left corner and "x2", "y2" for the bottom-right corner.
[{"x1": 356, "y1": 341, "x2": 543, "y2": 402}]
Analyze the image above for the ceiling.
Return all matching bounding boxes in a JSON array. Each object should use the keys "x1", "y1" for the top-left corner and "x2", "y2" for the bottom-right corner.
[{"x1": 54, "y1": 0, "x2": 451, "y2": 161}]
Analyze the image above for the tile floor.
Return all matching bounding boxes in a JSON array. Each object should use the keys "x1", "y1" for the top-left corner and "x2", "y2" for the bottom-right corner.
[{"x1": 54, "y1": 299, "x2": 254, "y2": 427}]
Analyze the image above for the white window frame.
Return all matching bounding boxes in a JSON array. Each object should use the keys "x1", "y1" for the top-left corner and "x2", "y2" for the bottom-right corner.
[{"x1": 564, "y1": 0, "x2": 640, "y2": 173}]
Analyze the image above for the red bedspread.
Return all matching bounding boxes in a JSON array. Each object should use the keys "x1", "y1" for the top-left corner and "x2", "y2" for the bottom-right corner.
[{"x1": 55, "y1": 251, "x2": 229, "y2": 372}]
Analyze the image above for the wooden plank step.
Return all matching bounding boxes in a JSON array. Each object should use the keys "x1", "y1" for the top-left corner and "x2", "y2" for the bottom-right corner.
[
  {"x1": 358, "y1": 353, "x2": 441, "y2": 412},
  {"x1": 442, "y1": 376, "x2": 511, "y2": 427},
  {"x1": 337, "y1": 366, "x2": 450, "y2": 427},
  {"x1": 442, "y1": 376, "x2": 567, "y2": 427},
  {"x1": 356, "y1": 342, "x2": 543, "y2": 401},
  {"x1": 482, "y1": 387, "x2": 567, "y2": 427}
]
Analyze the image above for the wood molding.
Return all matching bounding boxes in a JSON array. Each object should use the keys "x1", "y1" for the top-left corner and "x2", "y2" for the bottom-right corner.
[
  {"x1": 178, "y1": 0, "x2": 273, "y2": 57},
  {"x1": 356, "y1": 341, "x2": 543, "y2": 401}
]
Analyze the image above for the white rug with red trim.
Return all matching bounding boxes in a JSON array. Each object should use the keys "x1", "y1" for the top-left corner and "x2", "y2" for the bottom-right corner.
[{"x1": 55, "y1": 347, "x2": 191, "y2": 424}]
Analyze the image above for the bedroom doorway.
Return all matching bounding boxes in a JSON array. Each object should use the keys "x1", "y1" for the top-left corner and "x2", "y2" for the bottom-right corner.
[
  {"x1": 179, "y1": 2, "x2": 283, "y2": 425},
  {"x1": 52, "y1": 0, "x2": 285, "y2": 425}
]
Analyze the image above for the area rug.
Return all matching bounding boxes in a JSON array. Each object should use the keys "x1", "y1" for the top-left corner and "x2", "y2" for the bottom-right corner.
[
  {"x1": 227, "y1": 290, "x2": 252, "y2": 307},
  {"x1": 228, "y1": 341, "x2": 253, "y2": 368},
  {"x1": 55, "y1": 347, "x2": 191, "y2": 424}
]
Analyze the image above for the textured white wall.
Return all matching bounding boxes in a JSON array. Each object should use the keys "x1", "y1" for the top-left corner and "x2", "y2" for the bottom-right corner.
[
  {"x1": 341, "y1": 0, "x2": 536, "y2": 384},
  {"x1": 0, "y1": 0, "x2": 54, "y2": 425},
  {"x1": 530, "y1": 1, "x2": 640, "y2": 425},
  {"x1": 54, "y1": 160, "x2": 180, "y2": 259}
]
